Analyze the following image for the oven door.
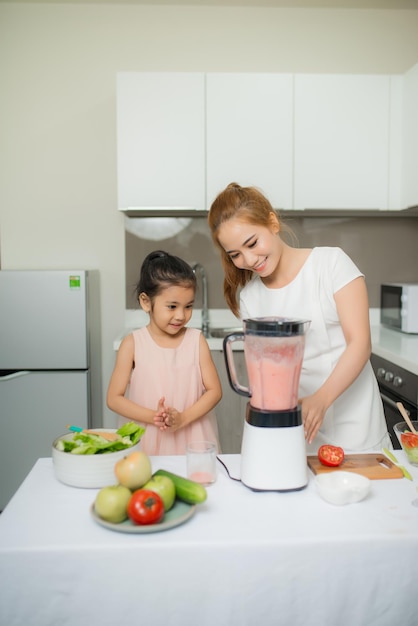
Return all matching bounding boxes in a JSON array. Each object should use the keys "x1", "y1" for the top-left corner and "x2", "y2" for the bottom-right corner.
[
  {"x1": 379, "y1": 390, "x2": 417, "y2": 449},
  {"x1": 380, "y1": 284, "x2": 402, "y2": 331}
]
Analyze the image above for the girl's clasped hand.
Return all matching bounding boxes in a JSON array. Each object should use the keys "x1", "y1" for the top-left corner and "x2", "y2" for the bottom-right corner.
[{"x1": 153, "y1": 397, "x2": 182, "y2": 431}]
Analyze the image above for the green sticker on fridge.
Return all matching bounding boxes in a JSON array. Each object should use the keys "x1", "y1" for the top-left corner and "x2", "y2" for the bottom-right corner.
[{"x1": 69, "y1": 275, "x2": 81, "y2": 289}]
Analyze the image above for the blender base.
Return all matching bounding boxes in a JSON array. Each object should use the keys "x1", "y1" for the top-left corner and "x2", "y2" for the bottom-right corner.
[{"x1": 240, "y1": 407, "x2": 308, "y2": 491}]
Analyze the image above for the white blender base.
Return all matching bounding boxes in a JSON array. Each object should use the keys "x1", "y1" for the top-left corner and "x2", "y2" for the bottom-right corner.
[{"x1": 240, "y1": 421, "x2": 308, "y2": 491}]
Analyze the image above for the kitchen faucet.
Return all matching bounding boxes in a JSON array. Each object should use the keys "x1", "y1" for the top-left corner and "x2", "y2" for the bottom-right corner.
[{"x1": 192, "y1": 262, "x2": 210, "y2": 338}]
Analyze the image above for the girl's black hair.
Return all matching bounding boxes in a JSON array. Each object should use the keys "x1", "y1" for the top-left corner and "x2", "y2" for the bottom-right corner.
[{"x1": 136, "y1": 250, "x2": 196, "y2": 301}]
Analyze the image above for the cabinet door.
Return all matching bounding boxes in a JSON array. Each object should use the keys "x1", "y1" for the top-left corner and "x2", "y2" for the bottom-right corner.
[
  {"x1": 388, "y1": 75, "x2": 402, "y2": 210},
  {"x1": 212, "y1": 350, "x2": 248, "y2": 454},
  {"x1": 402, "y1": 62, "x2": 418, "y2": 209},
  {"x1": 206, "y1": 73, "x2": 293, "y2": 210},
  {"x1": 117, "y1": 72, "x2": 205, "y2": 210},
  {"x1": 294, "y1": 74, "x2": 391, "y2": 210}
]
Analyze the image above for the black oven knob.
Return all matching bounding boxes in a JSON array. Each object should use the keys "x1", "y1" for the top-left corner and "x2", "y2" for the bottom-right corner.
[
  {"x1": 384, "y1": 371, "x2": 394, "y2": 382},
  {"x1": 377, "y1": 367, "x2": 386, "y2": 379},
  {"x1": 393, "y1": 376, "x2": 403, "y2": 388}
]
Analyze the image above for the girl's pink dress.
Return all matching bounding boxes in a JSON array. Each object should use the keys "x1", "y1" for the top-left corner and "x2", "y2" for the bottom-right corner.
[{"x1": 118, "y1": 326, "x2": 220, "y2": 455}]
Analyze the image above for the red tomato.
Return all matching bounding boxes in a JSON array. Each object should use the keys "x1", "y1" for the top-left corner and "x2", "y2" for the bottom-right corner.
[
  {"x1": 318, "y1": 445, "x2": 345, "y2": 467},
  {"x1": 401, "y1": 432, "x2": 418, "y2": 448},
  {"x1": 127, "y1": 489, "x2": 165, "y2": 525}
]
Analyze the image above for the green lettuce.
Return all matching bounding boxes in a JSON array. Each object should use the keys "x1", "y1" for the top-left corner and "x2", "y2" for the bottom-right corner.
[
  {"x1": 116, "y1": 421, "x2": 145, "y2": 445},
  {"x1": 56, "y1": 422, "x2": 146, "y2": 455}
]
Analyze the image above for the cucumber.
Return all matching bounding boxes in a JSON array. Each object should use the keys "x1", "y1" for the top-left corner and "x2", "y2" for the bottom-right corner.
[{"x1": 153, "y1": 469, "x2": 207, "y2": 504}]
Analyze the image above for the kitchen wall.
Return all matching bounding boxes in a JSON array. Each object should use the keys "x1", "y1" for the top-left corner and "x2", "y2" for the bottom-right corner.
[
  {"x1": 125, "y1": 215, "x2": 418, "y2": 311},
  {"x1": 1, "y1": 1, "x2": 418, "y2": 428}
]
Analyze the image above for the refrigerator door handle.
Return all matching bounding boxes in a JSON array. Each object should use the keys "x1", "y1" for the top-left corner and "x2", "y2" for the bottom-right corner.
[{"x1": 0, "y1": 370, "x2": 31, "y2": 381}]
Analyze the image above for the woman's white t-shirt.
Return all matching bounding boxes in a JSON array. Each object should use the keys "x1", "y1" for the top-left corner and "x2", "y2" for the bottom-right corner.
[{"x1": 239, "y1": 247, "x2": 388, "y2": 453}]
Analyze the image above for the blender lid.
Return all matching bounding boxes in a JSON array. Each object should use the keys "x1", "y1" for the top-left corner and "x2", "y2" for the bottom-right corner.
[{"x1": 243, "y1": 317, "x2": 310, "y2": 335}]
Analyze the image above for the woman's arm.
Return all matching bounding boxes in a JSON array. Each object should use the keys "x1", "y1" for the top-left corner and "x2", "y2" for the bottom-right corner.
[
  {"x1": 302, "y1": 276, "x2": 371, "y2": 444},
  {"x1": 166, "y1": 334, "x2": 222, "y2": 430},
  {"x1": 106, "y1": 334, "x2": 164, "y2": 426}
]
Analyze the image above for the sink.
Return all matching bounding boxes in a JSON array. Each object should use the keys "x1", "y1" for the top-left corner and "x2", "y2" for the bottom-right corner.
[{"x1": 208, "y1": 327, "x2": 243, "y2": 339}]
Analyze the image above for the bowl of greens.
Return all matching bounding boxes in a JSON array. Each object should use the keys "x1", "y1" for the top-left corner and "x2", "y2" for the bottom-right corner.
[{"x1": 52, "y1": 422, "x2": 145, "y2": 488}]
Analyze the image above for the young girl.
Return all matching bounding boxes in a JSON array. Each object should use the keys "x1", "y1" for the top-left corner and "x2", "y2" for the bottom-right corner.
[
  {"x1": 208, "y1": 182, "x2": 390, "y2": 453},
  {"x1": 107, "y1": 250, "x2": 222, "y2": 455}
]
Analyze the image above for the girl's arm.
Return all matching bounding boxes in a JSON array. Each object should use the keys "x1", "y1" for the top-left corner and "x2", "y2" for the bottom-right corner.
[
  {"x1": 166, "y1": 334, "x2": 222, "y2": 429},
  {"x1": 106, "y1": 334, "x2": 166, "y2": 426},
  {"x1": 302, "y1": 276, "x2": 372, "y2": 444}
]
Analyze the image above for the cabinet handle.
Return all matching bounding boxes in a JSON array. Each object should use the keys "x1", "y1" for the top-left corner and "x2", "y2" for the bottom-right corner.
[{"x1": 0, "y1": 370, "x2": 31, "y2": 382}]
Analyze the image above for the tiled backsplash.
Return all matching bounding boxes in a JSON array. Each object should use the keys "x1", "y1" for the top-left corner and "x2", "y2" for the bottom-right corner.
[{"x1": 125, "y1": 215, "x2": 418, "y2": 311}]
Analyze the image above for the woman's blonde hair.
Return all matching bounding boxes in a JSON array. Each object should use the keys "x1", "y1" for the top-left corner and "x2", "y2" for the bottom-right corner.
[{"x1": 208, "y1": 182, "x2": 292, "y2": 317}]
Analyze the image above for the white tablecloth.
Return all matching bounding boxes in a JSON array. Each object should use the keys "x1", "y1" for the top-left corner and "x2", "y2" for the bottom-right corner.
[{"x1": 1, "y1": 454, "x2": 418, "y2": 626}]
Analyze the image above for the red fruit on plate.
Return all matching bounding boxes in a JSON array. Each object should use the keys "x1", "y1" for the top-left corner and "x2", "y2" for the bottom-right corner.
[{"x1": 127, "y1": 489, "x2": 165, "y2": 525}]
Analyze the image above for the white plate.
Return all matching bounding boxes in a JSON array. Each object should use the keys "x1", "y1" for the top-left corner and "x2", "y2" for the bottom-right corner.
[{"x1": 90, "y1": 499, "x2": 196, "y2": 533}]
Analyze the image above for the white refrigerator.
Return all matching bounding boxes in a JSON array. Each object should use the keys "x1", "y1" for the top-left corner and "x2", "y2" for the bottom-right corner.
[{"x1": 0, "y1": 270, "x2": 102, "y2": 510}]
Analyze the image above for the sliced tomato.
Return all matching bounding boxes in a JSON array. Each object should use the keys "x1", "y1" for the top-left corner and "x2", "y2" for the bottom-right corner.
[
  {"x1": 401, "y1": 432, "x2": 418, "y2": 449},
  {"x1": 318, "y1": 444, "x2": 345, "y2": 467}
]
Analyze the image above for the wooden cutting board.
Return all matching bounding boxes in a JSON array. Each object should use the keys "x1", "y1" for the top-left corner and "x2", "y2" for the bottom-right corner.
[{"x1": 307, "y1": 453, "x2": 404, "y2": 480}]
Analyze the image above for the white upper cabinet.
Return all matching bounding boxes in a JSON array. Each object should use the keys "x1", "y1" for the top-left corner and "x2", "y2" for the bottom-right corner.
[
  {"x1": 116, "y1": 71, "x2": 415, "y2": 214},
  {"x1": 294, "y1": 74, "x2": 392, "y2": 210},
  {"x1": 402, "y1": 62, "x2": 418, "y2": 209},
  {"x1": 116, "y1": 72, "x2": 205, "y2": 210},
  {"x1": 206, "y1": 74, "x2": 293, "y2": 210}
]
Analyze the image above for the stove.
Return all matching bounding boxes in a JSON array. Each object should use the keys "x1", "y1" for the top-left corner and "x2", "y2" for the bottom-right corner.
[{"x1": 371, "y1": 353, "x2": 418, "y2": 449}]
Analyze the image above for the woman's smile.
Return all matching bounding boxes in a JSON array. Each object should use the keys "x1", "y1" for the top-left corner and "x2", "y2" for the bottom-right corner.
[{"x1": 252, "y1": 257, "x2": 268, "y2": 273}]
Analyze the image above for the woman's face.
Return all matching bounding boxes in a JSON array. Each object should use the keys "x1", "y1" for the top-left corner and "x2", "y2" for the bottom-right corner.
[{"x1": 217, "y1": 216, "x2": 281, "y2": 278}]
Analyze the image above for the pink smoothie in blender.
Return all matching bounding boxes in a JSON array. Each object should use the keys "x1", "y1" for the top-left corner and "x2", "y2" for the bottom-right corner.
[{"x1": 244, "y1": 335, "x2": 304, "y2": 410}]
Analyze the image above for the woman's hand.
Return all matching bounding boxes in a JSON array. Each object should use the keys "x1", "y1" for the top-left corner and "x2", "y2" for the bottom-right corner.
[{"x1": 300, "y1": 392, "x2": 328, "y2": 445}]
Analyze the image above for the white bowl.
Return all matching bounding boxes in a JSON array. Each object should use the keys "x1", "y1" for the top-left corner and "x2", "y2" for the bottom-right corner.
[
  {"x1": 315, "y1": 471, "x2": 371, "y2": 506},
  {"x1": 52, "y1": 430, "x2": 140, "y2": 488}
]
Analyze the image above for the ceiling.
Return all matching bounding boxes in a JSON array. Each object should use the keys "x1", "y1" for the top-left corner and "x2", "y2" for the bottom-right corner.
[{"x1": 2, "y1": 0, "x2": 418, "y2": 9}]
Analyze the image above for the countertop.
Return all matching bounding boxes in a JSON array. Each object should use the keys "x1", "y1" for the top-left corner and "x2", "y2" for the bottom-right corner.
[
  {"x1": 1, "y1": 454, "x2": 417, "y2": 626},
  {"x1": 370, "y1": 324, "x2": 418, "y2": 375},
  {"x1": 113, "y1": 308, "x2": 240, "y2": 351},
  {"x1": 115, "y1": 308, "x2": 418, "y2": 374}
]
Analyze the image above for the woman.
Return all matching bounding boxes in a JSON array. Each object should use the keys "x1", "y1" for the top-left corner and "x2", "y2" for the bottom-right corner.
[{"x1": 208, "y1": 182, "x2": 390, "y2": 453}]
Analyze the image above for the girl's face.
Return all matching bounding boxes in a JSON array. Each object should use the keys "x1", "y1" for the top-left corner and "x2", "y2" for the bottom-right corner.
[
  {"x1": 141, "y1": 284, "x2": 195, "y2": 336},
  {"x1": 217, "y1": 216, "x2": 281, "y2": 278}
]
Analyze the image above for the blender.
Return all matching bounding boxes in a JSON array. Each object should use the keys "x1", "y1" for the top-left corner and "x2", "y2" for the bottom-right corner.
[{"x1": 223, "y1": 317, "x2": 310, "y2": 491}]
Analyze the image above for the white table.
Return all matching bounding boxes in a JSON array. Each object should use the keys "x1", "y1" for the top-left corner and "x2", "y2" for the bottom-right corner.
[{"x1": 1, "y1": 454, "x2": 418, "y2": 626}]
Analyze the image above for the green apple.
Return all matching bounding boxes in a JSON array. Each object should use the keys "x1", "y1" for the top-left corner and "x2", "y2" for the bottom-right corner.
[
  {"x1": 94, "y1": 484, "x2": 132, "y2": 523},
  {"x1": 143, "y1": 475, "x2": 176, "y2": 511}
]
